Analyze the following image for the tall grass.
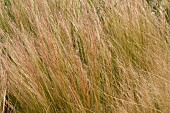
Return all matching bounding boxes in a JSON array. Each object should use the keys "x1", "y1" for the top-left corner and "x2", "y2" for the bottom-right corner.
[{"x1": 0, "y1": 0, "x2": 170, "y2": 112}]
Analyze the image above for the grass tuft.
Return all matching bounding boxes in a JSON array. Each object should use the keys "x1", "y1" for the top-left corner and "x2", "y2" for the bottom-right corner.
[{"x1": 0, "y1": 0, "x2": 170, "y2": 113}]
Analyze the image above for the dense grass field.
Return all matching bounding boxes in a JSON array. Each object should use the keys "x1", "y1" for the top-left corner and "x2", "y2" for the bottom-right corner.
[{"x1": 0, "y1": 0, "x2": 170, "y2": 113}]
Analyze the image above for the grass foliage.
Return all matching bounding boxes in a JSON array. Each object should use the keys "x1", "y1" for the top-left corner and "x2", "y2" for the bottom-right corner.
[{"x1": 0, "y1": 0, "x2": 170, "y2": 112}]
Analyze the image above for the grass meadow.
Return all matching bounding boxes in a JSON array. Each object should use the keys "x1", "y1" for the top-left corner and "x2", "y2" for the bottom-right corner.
[{"x1": 0, "y1": 0, "x2": 170, "y2": 113}]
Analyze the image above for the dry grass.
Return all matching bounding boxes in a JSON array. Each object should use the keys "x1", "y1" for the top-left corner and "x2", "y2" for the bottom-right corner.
[{"x1": 0, "y1": 0, "x2": 170, "y2": 113}]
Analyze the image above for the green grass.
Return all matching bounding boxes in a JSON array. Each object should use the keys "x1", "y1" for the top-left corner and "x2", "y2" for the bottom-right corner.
[{"x1": 0, "y1": 0, "x2": 170, "y2": 113}]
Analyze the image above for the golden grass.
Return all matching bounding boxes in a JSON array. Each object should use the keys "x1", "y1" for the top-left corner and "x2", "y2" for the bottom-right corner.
[{"x1": 0, "y1": 0, "x2": 170, "y2": 112}]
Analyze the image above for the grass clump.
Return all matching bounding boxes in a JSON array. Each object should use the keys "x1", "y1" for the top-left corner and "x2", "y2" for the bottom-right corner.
[{"x1": 0, "y1": 0, "x2": 170, "y2": 113}]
